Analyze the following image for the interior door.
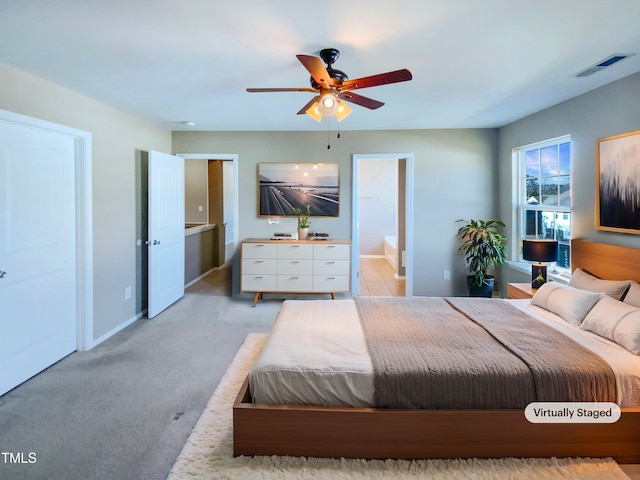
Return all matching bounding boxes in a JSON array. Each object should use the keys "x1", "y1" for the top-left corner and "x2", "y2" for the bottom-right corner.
[
  {"x1": 0, "y1": 122, "x2": 77, "y2": 396},
  {"x1": 148, "y1": 150, "x2": 185, "y2": 318}
]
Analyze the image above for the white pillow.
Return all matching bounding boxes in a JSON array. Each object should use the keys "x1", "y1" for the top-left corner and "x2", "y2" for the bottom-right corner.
[
  {"x1": 568, "y1": 268, "x2": 630, "y2": 301},
  {"x1": 531, "y1": 282, "x2": 601, "y2": 326},
  {"x1": 623, "y1": 281, "x2": 640, "y2": 308},
  {"x1": 581, "y1": 295, "x2": 640, "y2": 355}
]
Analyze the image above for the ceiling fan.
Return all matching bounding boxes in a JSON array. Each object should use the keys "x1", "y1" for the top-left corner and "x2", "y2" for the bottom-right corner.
[{"x1": 246, "y1": 48, "x2": 413, "y2": 122}]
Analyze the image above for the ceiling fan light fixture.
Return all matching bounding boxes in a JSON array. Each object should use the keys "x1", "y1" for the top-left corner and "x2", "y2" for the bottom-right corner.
[
  {"x1": 318, "y1": 91, "x2": 339, "y2": 116},
  {"x1": 305, "y1": 101, "x2": 323, "y2": 122},
  {"x1": 336, "y1": 101, "x2": 352, "y2": 122}
]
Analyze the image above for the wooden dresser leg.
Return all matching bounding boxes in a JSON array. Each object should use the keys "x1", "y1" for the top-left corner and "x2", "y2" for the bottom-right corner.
[
  {"x1": 252, "y1": 292, "x2": 261, "y2": 307},
  {"x1": 330, "y1": 293, "x2": 335, "y2": 300}
]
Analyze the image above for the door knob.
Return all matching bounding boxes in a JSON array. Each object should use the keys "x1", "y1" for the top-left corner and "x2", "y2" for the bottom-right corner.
[
  {"x1": 153, "y1": 240, "x2": 161, "y2": 245},
  {"x1": 0, "y1": 270, "x2": 6, "y2": 278}
]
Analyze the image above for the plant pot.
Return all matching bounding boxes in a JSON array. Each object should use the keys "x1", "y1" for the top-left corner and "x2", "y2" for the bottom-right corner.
[
  {"x1": 467, "y1": 276, "x2": 494, "y2": 298},
  {"x1": 297, "y1": 227, "x2": 309, "y2": 240}
]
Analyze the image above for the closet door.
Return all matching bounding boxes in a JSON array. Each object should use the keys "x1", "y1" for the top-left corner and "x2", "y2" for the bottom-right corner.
[{"x1": 0, "y1": 122, "x2": 76, "y2": 395}]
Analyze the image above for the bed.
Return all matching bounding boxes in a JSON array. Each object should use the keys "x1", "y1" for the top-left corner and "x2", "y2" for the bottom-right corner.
[{"x1": 233, "y1": 239, "x2": 640, "y2": 462}]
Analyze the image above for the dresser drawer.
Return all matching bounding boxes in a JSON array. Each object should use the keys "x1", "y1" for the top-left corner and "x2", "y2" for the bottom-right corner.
[
  {"x1": 278, "y1": 243, "x2": 313, "y2": 259},
  {"x1": 241, "y1": 274, "x2": 277, "y2": 292},
  {"x1": 313, "y1": 243, "x2": 350, "y2": 260},
  {"x1": 242, "y1": 243, "x2": 278, "y2": 259},
  {"x1": 277, "y1": 275, "x2": 313, "y2": 292},
  {"x1": 241, "y1": 258, "x2": 277, "y2": 275},
  {"x1": 278, "y1": 259, "x2": 312, "y2": 275},
  {"x1": 313, "y1": 259, "x2": 350, "y2": 276},
  {"x1": 313, "y1": 275, "x2": 350, "y2": 292}
]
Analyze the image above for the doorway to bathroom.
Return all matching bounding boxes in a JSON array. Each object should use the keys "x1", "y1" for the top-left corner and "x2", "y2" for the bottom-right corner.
[{"x1": 351, "y1": 153, "x2": 414, "y2": 297}]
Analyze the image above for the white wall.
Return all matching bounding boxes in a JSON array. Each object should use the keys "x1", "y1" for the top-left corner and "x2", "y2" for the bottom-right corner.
[
  {"x1": 173, "y1": 128, "x2": 499, "y2": 297},
  {"x1": 498, "y1": 71, "x2": 640, "y2": 293},
  {"x1": 0, "y1": 62, "x2": 171, "y2": 341}
]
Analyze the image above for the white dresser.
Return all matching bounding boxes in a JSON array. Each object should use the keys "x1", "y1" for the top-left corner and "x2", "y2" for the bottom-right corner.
[{"x1": 241, "y1": 239, "x2": 350, "y2": 306}]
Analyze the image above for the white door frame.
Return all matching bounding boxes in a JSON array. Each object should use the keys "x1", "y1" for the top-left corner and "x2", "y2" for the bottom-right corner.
[
  {"x1": 0, "y1": 108, "x2": 94, "y2": 351},
  {"x1": 352, "y1": 153, "x2": 414, "y2": 297},
  {"x1": 176, "y1": 153, "x2": 239, "y2": 263}
]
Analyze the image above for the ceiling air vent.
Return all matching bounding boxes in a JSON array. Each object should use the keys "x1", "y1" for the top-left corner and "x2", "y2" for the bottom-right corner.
[{"x1": 574, "y1": 53, "x2": 635, "y2": 78}]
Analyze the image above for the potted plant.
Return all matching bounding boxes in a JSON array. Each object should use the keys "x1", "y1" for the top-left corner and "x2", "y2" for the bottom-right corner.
[
  {"x1": 293, "y1": 204, "x2": 311, "y2": 240},
  {"x1": 456, "y1": 218, "x2": 507, "y2": 297}
]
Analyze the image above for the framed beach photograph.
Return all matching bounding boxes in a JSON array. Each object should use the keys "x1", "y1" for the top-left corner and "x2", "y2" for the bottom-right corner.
[
  {"x1": 596, "y1": 130, "x2": 640, "y2": 233},
  {"x1": 258, "y1": 162, "x2": 340, "y2": 217}
]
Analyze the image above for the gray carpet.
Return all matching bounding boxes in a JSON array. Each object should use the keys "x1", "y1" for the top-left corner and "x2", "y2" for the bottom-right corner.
[{"x1": 0, "y1": 268, "x2": 282, "y2": 480}]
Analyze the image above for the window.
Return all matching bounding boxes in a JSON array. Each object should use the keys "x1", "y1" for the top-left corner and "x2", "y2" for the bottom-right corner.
[{"x1": 514, "y1": 136, "x2": 571, "y2": 270}]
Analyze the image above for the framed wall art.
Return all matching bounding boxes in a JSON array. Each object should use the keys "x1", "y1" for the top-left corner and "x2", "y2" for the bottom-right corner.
[
  {"x1": 596, "y1": 129, "x2": 640, "y2": 233},
  {"x1": 258, "y1": 162, "x2": 339, "y2": 217}
]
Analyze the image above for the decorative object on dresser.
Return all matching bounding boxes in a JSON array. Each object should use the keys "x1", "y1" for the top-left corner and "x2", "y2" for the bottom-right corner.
[
  {"x1": 241, "y1": 239, "x2": 350, "y2": 306},
  {"x1": 522, "y1": 239, "x2": 558, "y2": 288},
  {"x1": 456, "y1": 218, "x2": 507, "y2": 297},
  {"x1": 293, "y1": 204, "x2": 311, "y2": 240}
]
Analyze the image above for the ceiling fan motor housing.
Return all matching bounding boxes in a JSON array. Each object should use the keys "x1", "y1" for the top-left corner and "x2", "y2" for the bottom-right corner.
[{"x1": 310, "y1": 68, "x2": 348, "y2": 89}]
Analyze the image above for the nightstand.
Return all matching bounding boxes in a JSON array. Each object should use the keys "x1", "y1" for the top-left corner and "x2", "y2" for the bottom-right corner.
[{"x1": 507, "y1": 282, "x2": 537, "y2": 299}]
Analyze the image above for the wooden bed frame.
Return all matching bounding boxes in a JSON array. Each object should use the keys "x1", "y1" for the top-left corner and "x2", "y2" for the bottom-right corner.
[{"x1": 233, "y1": 239, "x2": 640, "y2": 463}]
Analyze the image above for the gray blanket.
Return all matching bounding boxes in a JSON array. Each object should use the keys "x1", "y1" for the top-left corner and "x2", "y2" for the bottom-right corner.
[{"x1": 355, "y1": 297, "x2": 616, "y2": 409}]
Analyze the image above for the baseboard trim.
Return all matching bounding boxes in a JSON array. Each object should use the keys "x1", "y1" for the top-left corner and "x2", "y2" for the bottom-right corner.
[
  {"x1": 87, "y1": 310, "x2": 146, "y2": 350},
  {"x1": 184, "y1": 264, "x2": 229, "y2": 288}
]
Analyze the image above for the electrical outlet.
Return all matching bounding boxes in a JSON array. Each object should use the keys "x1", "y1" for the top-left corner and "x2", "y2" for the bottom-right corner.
[
  {"x1": 125, "y1": 286, "x2": 132, "y2": 299},
  {"x1": 198, "y1": 205, "x2": 203, "y2": 212},
  {"x1": 443, "y1": 270, "x2": 451, "y2": 280}
]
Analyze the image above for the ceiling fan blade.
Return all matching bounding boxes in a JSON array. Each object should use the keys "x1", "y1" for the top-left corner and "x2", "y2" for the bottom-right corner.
[
  {"x1": 296, "y1": 96, "x2": 320, "y2": 115},
  {"x1": 296, "y1": 54, "x2": 338, "y2": 88},
  {"x1": 340, "y1": 68, "x2": 413, "y2": 91},
  {"x1": 247, "y1": 87, "x2": 317, "y2": 93},
  {"x1": 339, "y1": 91, "x2": 385, "y2": 110}
]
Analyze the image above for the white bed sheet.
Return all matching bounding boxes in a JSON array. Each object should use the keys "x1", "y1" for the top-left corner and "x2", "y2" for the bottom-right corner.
[
  {"x1": 249, "y1": 298, "x2": 640, "y2": 408},
  {"x1": 249, "y1": 299, "x2": 375, "y2": 407}
]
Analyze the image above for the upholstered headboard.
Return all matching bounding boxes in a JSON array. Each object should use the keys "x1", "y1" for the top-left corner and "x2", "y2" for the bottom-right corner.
[{"x1": 571, "y1": 239, "x2": 640, "y2": 284}]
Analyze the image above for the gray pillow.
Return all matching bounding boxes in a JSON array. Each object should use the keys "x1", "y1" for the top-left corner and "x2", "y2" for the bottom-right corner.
[
  {"x1": 568, "y1": 268, "x2": 630, "y2": 301},
  {"x1": 623, "y1": 281, "x2": 640, "y2": 308}
]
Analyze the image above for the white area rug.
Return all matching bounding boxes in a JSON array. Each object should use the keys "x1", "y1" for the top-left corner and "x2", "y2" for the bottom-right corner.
[{"x1": 167, "y1": 333, "x2": 629, "y2": 480}]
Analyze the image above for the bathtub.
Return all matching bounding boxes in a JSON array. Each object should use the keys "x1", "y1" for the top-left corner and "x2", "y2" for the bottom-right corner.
[{"x1": 384, "y1": 235, "x2": 397, "y2": 271}]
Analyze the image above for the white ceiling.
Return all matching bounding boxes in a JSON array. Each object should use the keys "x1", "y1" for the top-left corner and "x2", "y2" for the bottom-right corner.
[{"x1": 1, "y1": 0, "x2": 640, "y2": 132}]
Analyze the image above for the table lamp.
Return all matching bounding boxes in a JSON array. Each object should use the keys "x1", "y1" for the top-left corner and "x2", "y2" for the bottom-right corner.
[{"x1": 522, "y1": 239, "x2": 558, "y2": 288}]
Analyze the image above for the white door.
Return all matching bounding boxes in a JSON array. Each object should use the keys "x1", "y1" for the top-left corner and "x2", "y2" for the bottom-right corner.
[
  {"x1": 0, "y1": 123, "x2": 77, "y2": 396},
  {"x1": 148, "y1": 150, "x2": 185, "y2": 318}
]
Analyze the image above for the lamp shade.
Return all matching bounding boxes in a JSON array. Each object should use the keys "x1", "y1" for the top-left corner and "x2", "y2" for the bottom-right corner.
[
  {"x1": 335, "y1": 101, "x2": 352, "y2": 122},
  {"x1": 318, "y1": 91, "x2": 339, "y2": 116},
  {"x1": 305, "y1": 101, "x2": 323, "y2": 122},
  {"x1": 522, "y1": 239, "x2": 558, "y2": 262}
]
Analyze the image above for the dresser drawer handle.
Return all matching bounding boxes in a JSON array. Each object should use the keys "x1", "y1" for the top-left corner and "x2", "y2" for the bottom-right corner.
[
  {"x1": 254, "y1": 276, "x2": 264, "y2": 279},
  {"x1": 326, "y1": 261, "x2": 336, "y2": 264},
  {"x1": 255, "y1": 260, "x2": 264, "y2": 263},
  {"x1": 290, "y1": 260, "x2": 300, "y2": 264},
  {"x1": 290, "y1": 276, "x2": 300, "y2": 279}
]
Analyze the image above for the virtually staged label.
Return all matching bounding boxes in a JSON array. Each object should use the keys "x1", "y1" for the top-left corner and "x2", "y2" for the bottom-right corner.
[{"x1": 524, "y1": 402, "x2": 621, "y2": 423}]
